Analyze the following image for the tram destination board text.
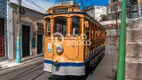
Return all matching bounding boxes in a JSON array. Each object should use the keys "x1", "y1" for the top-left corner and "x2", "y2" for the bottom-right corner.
[{"x1": 53, "y1": 8, "x2": 68, "y2": 13}]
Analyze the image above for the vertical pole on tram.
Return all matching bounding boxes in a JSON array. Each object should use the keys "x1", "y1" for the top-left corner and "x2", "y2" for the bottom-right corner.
[
  {"x1": 16, "y1": 0, "x2": 22, "y2": 63},
  {"x1": 116, "y1": 0, "x2": 127, "y2": 80}
]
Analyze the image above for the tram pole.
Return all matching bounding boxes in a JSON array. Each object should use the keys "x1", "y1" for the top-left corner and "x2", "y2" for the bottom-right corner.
[
  {"x1": 16, "y1": 0, "x2": 22, "y2": 63},
  {"x1": 116, "y1": 0, "x2": 127, "y2": 80}
]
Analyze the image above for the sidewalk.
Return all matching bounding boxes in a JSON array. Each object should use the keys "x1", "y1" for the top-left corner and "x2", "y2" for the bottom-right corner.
[
  {"x1": 86, "y1": 45, "x2": 118, "y2": 80},
  {"x1": 0, "y1": 56, "x2": 44, "y2": 75}
]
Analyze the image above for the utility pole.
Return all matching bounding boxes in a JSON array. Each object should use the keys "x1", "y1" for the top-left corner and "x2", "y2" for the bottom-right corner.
[
  {"x1": 116, "y1": 0, "x2": 126, "y2": 80},
  {"x1": 94, "y1": 6, "x2": 95, "y2": 20},
  {"x1": 137, "y1": 0, "x2": 141, "y2": 17},
  {"x1": 16, "y1": 0, "x2": 22, "y2": 63}
]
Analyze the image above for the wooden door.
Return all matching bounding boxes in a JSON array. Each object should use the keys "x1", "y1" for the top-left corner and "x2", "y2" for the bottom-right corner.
[
  {"x1": 37, "y1": 35, "x2": 43, "y2": 54},
  {"x1": 0, "y1": 19, "x2": 5, "y2": 57},
  {"x1": 22, "y1": 25, "x2": 30, "y2": 57}
]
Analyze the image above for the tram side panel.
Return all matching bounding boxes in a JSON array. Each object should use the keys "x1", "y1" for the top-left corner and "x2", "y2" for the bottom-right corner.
[{"x1": 83, "y1": 21, "x2": 106, "y2": 67}]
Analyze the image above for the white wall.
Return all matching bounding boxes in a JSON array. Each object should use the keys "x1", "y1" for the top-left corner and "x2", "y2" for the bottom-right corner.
[
  {"x1": 7, "y1": 2, "x2": 14, "y2": 59},
  {"x1": 94, "y1": 6, "x2": 107, "y2": 21}
]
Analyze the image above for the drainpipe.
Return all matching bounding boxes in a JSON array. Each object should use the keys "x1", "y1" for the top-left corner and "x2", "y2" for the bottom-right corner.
[
  {"x1": 137, "y1": 0, "x2": 141, "y2": 17},
  {"x1": 16, "y1": 0, "x2": 22, "y2": 63},
  {"x1": 116, "y1": 0, "x2": 126, "y2": 80}
]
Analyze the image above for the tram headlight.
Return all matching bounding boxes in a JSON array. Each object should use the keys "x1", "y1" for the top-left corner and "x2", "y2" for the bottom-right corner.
[{"x1": 56, "y1": 45, "x2": 64, "y2": 55}]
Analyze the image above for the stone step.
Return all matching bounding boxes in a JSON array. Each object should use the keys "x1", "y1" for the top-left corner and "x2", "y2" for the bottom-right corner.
[
  {"x1": 125, "y1": 75, "x2": 142, "y2": 80},
  {"x1": 127, "y1": 19, "x2": 142, "y2": 28},
  {"x1": 126, "y1": 57, "x2": 142, "y2": 63},
  {"x1": 125, "y1": 19, "x2": 142, "y2": 80},
  {"x1": 126, "y1": 52, "x2": 142, "y2": 58},
  {"x1": 125, "y1": 62, "x2": 142, "y2": 80},
  {"x1": 126, "y1": 43, "x2": 142, "y2": 56},
  {"x1": 126, "y1": 30, "x2": 142, "y2": 42}
]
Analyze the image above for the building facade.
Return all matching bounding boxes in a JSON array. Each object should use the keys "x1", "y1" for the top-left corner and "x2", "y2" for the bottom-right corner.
[
  {"x1": 7, "y1": 2, "x2": 44, "y2": 60},
  {"x1": 0, "y1": 0, "x2": 46, "y2": 61},
  {"x1": 85, "y1": 6, "x2": 107, "y2": 21},
  {"x1": 107, "y1": 0, "x2": 142, "y2": 19},
  {"x1": 0, "y1": 0, "x2": 7, "y2": 59},
  {"x1": 107, "y1": 1, "x2": 123, "y2": 20}
]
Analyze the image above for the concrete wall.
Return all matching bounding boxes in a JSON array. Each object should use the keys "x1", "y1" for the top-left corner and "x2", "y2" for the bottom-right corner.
[
  {"x1": 125, "y1": 18, "x2": 142, "y2": 80},
  {"x1": 94, "y1": 6, "x2": 107, "y2": 21},
  {"x1": 86, "y1": 6, "x2": 107, "y2": 21}
]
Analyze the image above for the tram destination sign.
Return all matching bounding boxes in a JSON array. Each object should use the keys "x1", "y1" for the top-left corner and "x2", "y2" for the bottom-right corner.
[{"x1": 53, "y1": 8, "x2": 68, "y2": 13}]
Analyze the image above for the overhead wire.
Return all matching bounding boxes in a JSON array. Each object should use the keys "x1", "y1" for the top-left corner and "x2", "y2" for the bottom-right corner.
[
  {"x1": 31, "y1": 0, "x2": 46, "y2": 11},
  {"x1": 26, "y1": 0, "x2": 46, "y2": 12},
  {"x1": 22, "y1": 1, "x2": 37, "y2": 10},
  {"x1": 80, "y1": 0, "x2": 85, "y2": 11},
  {"x1": 35, "y1": 0, "x2": 52, "y2": 9},
  {"x1": 21, "y1": 2, "x2": 43, "y2": 15},
  {"x1": 27, "y1": 0, "x2": 58, "y2": 12}
]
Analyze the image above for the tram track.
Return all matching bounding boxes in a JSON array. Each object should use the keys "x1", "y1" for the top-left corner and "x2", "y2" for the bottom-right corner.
[
  {"x1": 8, "y1": 62, "x2": 43, "y2": 80},
  {"x1": 31, "y1": 71, "x2": 45, "y2": 80},
  {"x1": 0, "y1": 60, "x2": 43, "y2": 76}
]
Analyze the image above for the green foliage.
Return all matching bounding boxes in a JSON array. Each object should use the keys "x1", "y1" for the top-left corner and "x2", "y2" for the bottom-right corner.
[{"x1": 100, "y1": 15, "x2": 109, "y2": 21}]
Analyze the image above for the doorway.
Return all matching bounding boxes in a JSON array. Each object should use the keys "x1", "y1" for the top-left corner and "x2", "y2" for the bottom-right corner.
[
  {"x1": 37, "y1": 35, "x2": 43, "y2": 54},
  {"x1": 37, "y1": 23, "x2": 43, "y2": 54},
  {"x1": 0, "y1": 19, "x2": 5, "y2": 57},
  {"x1": 22, "y1": 25, "x2": 30, "y2": 57}
]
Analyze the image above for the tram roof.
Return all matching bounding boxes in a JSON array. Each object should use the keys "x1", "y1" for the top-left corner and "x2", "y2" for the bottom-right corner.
[
  {"x1": 45, "y1": 5, "x2": 81, "y2": 14},
  {"x1": 44, "y1": 5, "x2": 106, "y2": 31}
]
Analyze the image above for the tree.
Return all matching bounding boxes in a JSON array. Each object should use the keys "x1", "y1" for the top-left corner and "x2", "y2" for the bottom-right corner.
[{"x1": 100, "y1": 15, "x2": 109, "y2": 21}]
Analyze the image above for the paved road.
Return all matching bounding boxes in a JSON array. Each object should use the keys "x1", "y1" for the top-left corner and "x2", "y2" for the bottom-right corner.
[{"x1": 0, "y1": 45, "x2": 118, "y2": 80}]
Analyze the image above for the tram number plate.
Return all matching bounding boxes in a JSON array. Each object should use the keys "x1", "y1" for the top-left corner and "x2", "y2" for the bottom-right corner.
[{"x1": 53, "y1": 8, "x2": 68, "y2": 13}]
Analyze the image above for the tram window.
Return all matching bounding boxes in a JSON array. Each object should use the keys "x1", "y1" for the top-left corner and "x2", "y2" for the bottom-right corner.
[
  {"x1": 54, "y1": 17, "x2": 67, "y2": 36},
  {"x1": 46, "y1": 18, "x2": 50, "y2": 36},
  {"x1": 84, "y1": 19, "x2": 90, "y2": 39},
  {"x1": 72, "y1": 17, "x2": 80, "y2": 35}
]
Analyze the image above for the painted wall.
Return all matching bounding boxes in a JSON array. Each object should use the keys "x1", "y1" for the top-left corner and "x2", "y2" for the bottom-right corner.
[
  {"x1": 7, "y1": 2, "x2": 44, "y2": 60},
  {"x1": 86, "y1": 6, "x2": 107, "y2": 21},
  {"x1": 12, "y1": 4, "x2": 44, "y2": 59},
  {"x1": 94, "y1": 6, "x2": 107, "y2": 21}
]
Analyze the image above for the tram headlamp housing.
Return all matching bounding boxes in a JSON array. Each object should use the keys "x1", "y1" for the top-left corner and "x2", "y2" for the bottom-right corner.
[{"x1": 56, "y1": 45, "x2": 64, "y2": 55}]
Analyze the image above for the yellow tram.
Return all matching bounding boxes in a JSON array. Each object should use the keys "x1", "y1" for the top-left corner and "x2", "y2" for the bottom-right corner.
[{"x1": 43, "y1": 5, "x2": 106, "y2": 76}]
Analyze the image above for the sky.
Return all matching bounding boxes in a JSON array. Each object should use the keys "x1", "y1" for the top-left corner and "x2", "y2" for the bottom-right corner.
[
  {"x1": 9, "y1": 0, "x2": 108, "y2": 13},
  {"x1": 45, "y1": 0, "x2": 109, "y2": 6}
]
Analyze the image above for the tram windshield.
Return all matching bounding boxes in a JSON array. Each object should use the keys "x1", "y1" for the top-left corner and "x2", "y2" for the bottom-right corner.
[
  {"x1": 46, "y1": 18, "x2": 50, "y2": 36},
  {"x1": 72, "y1": 17, "x2": 80, "y2": 35},
  {"x1": 54, "y1": 17, "x2": 67, "y2": 36}
]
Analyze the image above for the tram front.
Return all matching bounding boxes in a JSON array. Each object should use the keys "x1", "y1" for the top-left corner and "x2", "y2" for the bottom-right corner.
[{"x1": 44, "y1": 12, "x2": 86, "y2": 75}]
